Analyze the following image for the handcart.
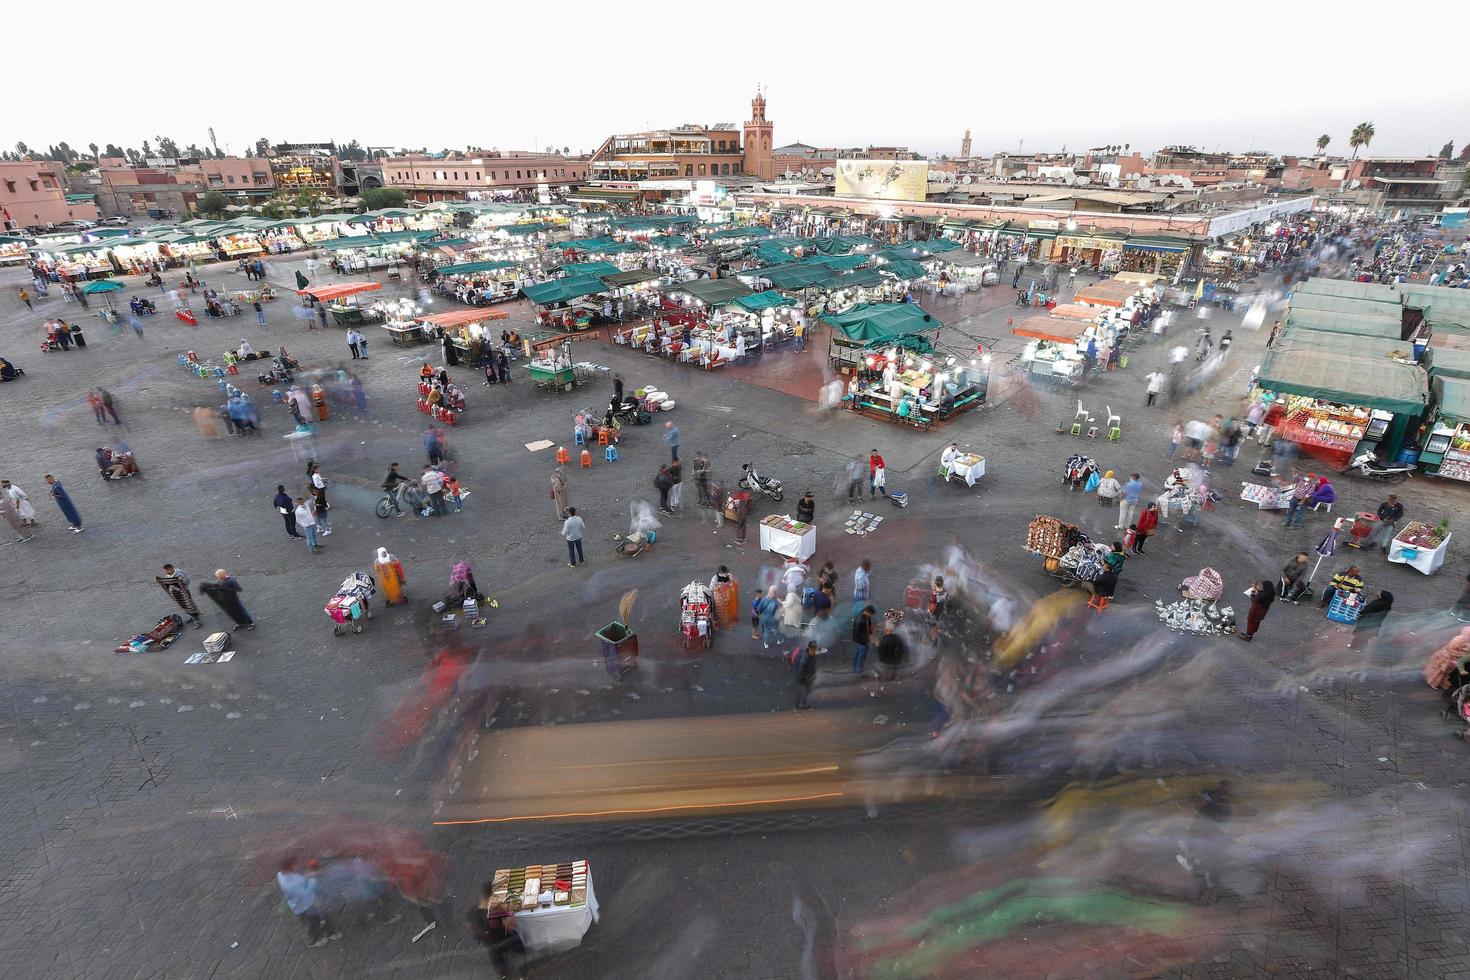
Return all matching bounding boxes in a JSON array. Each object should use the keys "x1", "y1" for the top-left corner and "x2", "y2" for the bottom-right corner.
[
  {"x1": 1024, "y1": 514, "x2": 1090, "y2": 581},
  {"x1": 679, "y1": 581, "x2": 714, "y2": 650},
  {"x1": 326, "y1": 571, "x2": 377, "y2": 636}
]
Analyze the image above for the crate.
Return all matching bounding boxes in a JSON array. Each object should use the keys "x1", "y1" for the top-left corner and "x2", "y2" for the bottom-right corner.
[{"x1": 1326, "y1": 592, "x2": 1363, "y2": 624}]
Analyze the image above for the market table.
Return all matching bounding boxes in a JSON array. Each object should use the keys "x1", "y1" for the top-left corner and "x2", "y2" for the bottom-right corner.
[
  {"x1": 1387, "y1": 524, "x2": 1451, "y2": 575},
  {"x1": 485, "y1": 861, "x2": 599, "y2": 954},
  {"x1": 1240, "y1": 482, "x2": 1290, "y2": 510},
  {"x1": 383, "y1": 323, "x2": 425, "y2": 346},
  {"x1": 528, "y1": 362, "x2": 577, "y2": 392},
  {"x1": 946, "y1": 453, "x2": 986, "y2": 487},
  {"x1": 759, "y1": 516, "x2": 816, "y2": 560}
]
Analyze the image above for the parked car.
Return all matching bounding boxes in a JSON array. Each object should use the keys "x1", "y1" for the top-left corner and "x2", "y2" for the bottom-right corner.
[
  {"x1": 56, "y1": 219, "x2": 96, "y2": 230},
  {"x1": 100, "y1": 216, "x2": 130, "y2": 227}
]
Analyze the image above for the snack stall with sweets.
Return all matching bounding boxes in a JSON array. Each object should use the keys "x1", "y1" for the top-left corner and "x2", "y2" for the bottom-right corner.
[
  {"x1": 1387, "y1": 520, "x2": 1452, "y2": 575},
  {"x1": 759, "y1": 514, "x2": 816, "y2": 561},
  {"x1": 1419, "y1": 375, "x2": 1470, "y2": 482},
  {"x1": 483, "y1": 860, "x2": 598, "y2": 953}
]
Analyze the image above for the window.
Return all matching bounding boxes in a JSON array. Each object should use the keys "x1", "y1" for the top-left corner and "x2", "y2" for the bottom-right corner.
[
  {"x1": 733, "y1": 163, "x2": 741, "y2": 174},
  {"x1": 476, "y1": 171, "x2": 481, "y2": 180},
  {"x1": 4, "y1": 180, "x2": 14, "y2": 193},
  {"x1": 697, "y1": 164, "x2": 706, "y2": 176},
  {"x1": 516, "y1": 170, "x2": 522, "y2": 179},
  {"x1": 29, "y1": 180, "x2": 39, "y2": 191},
  {"x1": 685, "y1": 165, "x2": 693, "y2": 177},
  {"x1": 227, "y1": 175, "x2": 236, "y2": 184},
  {"x1": 722, "y1": 164, "x2": 731, "y2": 175}
]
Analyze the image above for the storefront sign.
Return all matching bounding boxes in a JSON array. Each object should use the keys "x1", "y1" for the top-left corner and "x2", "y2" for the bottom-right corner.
[
  {"x1": 1027, "y1": 219, "x2": 1060, "y2": 230},
  {"x1": 1057, "y1": 235, "x2": 1124, "y2": 252}
]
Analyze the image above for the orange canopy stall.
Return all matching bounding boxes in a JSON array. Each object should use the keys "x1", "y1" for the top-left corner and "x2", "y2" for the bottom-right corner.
[
  {"x1": 417, "y1": 309, "x2": 510, "y2": 329},
  {"x1": 297, "y1": 281, "x2": 384, "y2": 302},
  {"x1": 1048, "y1": 303, "x2": 1099, "y2": 321},
  {"x1": 1013, "y1": 316, "x2": 1082, "y2": 345},
  {"x1": 1073, "y1": 281, "x2": 1138, "y2": 308}
]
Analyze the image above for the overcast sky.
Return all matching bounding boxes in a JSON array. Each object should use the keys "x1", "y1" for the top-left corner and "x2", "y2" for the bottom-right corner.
[{"x1": 10, "y1": 2, "x2": 1467, "y2": 160}]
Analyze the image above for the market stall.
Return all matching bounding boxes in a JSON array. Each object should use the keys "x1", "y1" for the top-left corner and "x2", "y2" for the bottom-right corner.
[
  {"x1": 827, "y1": 304, "x2": 984, "y2": 428},
  {"x1": 944, "y1": 452, "x2": 986, "y2": 488},
  {"x1": 759, "y1": 515, "x2": 816, "y2": 560},
  {"x1": 1387, "y1": 521, "x2": 1451, "y2": 575},
  {"x1": 1073, "y1": 280, "x2": 1140, "y2": 309},
  {"x1": 1024, "y1": 514, "x2": 1087, "y2": 574},
  {"x1": 430, "y1": 259, "x2": 522, "y2": 305},
  {"x1": 297, "y1": 281, "x2": 385, "y2": 326},
  {"x1": 1013, "y1": 317, "x2": 1086, "y2": 384},
  {"x1": 483, "y1": 860, "x2": 598, "y2": 953},
  {"x1": 1253, "y1": 348, "x2": 1429, "y2": 466},
  {"x1": 1419, "y1": 375, "x2": 1470, "y2": 481},
  {"x1": 416, "y1": 308, "x2": 510, "y2": 360},
  {"x1": 524, "y1": 275, "x2": 610, "y2": 331}
]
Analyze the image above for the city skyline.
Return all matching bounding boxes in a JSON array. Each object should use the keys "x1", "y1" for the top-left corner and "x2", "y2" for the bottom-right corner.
[{"x1": 8, "y1": 2, "x2": 1466, "y2": 162}]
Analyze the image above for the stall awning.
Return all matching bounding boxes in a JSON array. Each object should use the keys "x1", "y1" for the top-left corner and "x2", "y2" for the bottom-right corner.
[
  {"x1": 804, "y1": 253, "x2": 869, "y2": 272},
  {"x1": 320, "y1": 235, "x2": 378, "y2": 251},
  {"x1": 752, "y1": 243, "x2": 795, "y2": 265},
  {"x1": 821, "y1": 302, "x2": 940, "y2": 343},
  {"x1": 1049, "y1": 303, "x2": 1100, "y2": 321},
  {"x1": 761, "y1": 267, "x2": 830, "y2": 290},
  {"x1": 1274, "y1": 326, "x2": 1415, "y2": 361},
  {"x1": 522, "y1": 275, "x2": 608, "y2": 306},
  {"x1": 661, "y1": 278, "x2": 753, "y2": 307},
  {"x1": 499, "y1": 222, "x2": 549, "y2": 236},
  {"x1": 935, "y1": 250, "x2": 990, "y2": 268},
  {"x1": 819, "y1": 268, "x2": 884, "y2": 291},
  {"x1": 593, "y1": 241, "x2": 644, "y2": 255},
  {"x1": 1257, "y1": 348, "x2": 1429, "y2": 415},
  {"x1": 1434, "y1": 376, "x2": 1470, "y2": 420},
  {"x1": 558, "y1": 261, "x2": 621, "y2": 278},
  {"x1": 1283, "y1": 310, "x2": 1404, "y2": 340},
  {"x1": 602, "y1": 268, "x2": 662, "y2": 289},
  {"x1": 1124, "y1": 234, "x2": 1193, "y2": 253},
  {"x1": 735, "y1": 290, "x2": 796, "y2": 312},
  {"x1": 1074, "y1": 281, "x2": 1139, "y2": 307},
  {"x1": 880, "y1": 259, "x2": 928, "y2": 280},
  {"x1": 552, "y1": 236, "x2": 620, "y2": 253},
  {"x1": 1427, "y1": 346, "x2": 1470, "y2": 382},
  {"x1": 418, "y1": 309, "x2": 511, "y2": 328},
  {"x1": 298, "y1": 281, "x2": 383, "y2": 302},
  {"x1": 911, "y1": 237, "x2": 960, "y2": 253},
  {"x1": 705, "y1": 225, "x2": 771, "y2": 241},
  {"x1": 1012, "y1": 317, "x2": 1080, "y2": 345},
  {"x1": 436, "y1": 260, "x2": 517, "y2": 276},
  {"x1": 648, "y1": 235, "x2": 690, "y2": 250},
  {"x1": 808, "y1": 235, "x2": 880, "y2": 255}
]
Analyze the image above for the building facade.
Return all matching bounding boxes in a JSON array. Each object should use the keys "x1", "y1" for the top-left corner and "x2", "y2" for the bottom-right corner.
[
  {"x1": 590, "y1": 125, "x2": 745, "y2": 182},
  {"x1": 0, "y1": 161, "x2": 100, "y2": 230},
  {"x1": 382, "y1": 151, "x2": 585, "y2": 203},
  {"x1": 194, "y1": 157, "x2": 276, "y2": 193},
  {"x1": 743, "y1": 90, "x2": 773, "y2": 180},
  {"x1": 95, "y1": 166, "x2": 205, "y2": 219}
]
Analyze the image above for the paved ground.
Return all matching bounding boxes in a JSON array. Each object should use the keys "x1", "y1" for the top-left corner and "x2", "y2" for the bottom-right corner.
[{"x1": 2, "y1": 254, "x2": 1469, "y2": 979}]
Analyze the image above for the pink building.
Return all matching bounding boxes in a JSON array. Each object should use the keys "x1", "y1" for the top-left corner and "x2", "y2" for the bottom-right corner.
[
  {"x1": 0, "y1": 161, "x2": 100, "y2": 231},
  {"x1": 193, "y1": 157, "x2": 276, "y2": 192},
  {"x1": 383, "y1": 151, "x2": 586, "y2": 203}
]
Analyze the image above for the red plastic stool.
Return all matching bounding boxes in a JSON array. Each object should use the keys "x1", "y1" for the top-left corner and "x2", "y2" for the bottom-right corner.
[
  {"x1": 1087, "y1": 594, "x2": 1110, "y2": 612},
  {"x1": 579, "y1": 449, "x2": 592, "y2": 468},
  {"x1": 555, "y1": 446, "x2": 570, "y2": 465}
]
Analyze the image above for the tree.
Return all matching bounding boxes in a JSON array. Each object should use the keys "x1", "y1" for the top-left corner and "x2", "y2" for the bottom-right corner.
[
  {"x1": 1438, "y1": 141, "x2": 1454, "y2": 160},
  {"x1": 1316, "y1": 134, "x2": 1331, "y2": 154},
  {"x1": 254, "y1": 137, "x2": 271, "y2": 157},
  {"x1": 259, "y1": 194, "x2": 292, "y2": 219},
  {"x1": 125, "y1": 147, "x2": 142, "y2": 165},
  {"x1": 104, "y1": 143, "x2": 123, "y2": 158},
  {"x1": 360, "y1": 187, "x2": 407, "y2": 210},
  {"x1": 1349, "y1": 121, "x2": 1375, "y2": 159},
  {"x1": 14, "y1": 142, "x2": 29, "y2": 158},
  {"x1": 198, "y1": 191, "x2": 229, "y2": 217},
  {"x1": 88, "y1": 142, "x2": 99, "y2": 160}
]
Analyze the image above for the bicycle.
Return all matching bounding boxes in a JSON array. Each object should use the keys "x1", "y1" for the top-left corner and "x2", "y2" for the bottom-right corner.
[{"x1": 375, "y1": 482, "x2": 418, "y2": 519}]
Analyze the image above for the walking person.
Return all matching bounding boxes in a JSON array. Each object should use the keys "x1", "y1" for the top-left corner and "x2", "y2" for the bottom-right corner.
[
  {"x1": 18, "y1": 287, "x2": 32, "y2": 310},
  {"x1": 467, "y1": 882, "x2": 523, "y2": 977},
  {"x1": 561, "y1": 507, "x2": 586, "y2": 567},
  {"x1": 200, "y1": 569, "x2": 256, "y2": 631},
  {"x1": 97, "y1": 388, "x2": 121, "y2": 425},
  {"x1": 87, "y1": 388, "x2": 107, "y2": 424},
  {"x1": 2, "y1": 480, "x2": 38, "y2": 527},
  {"x1": 0, "y1": 494, "x2": 32, "y2": 542},
  {"x1": 347, "y1": 329, "x2": 363, "y2": 359},
  {"x1": 1116, "y1": 473, "x2": 1143, "y2": 531},
  {"x1": 851, "y1": 605, "x2": 876, "y2": 674},
  {"x1": 1237, "y1": 579, "x2": 1275, "y2": 642},
  {"x1": 44, "y1": 475, "x2": 82, "y2": 532},
  {"x1": 550, "y1": 466, "x2": 570, "y2": 520},
  {"x1": 277, "y1": 858, "x2": 339, "y2": 949},
  {"x1": 295, "y1": 498, "x2": 322, "y2": 553},
  {"x1": 1132, "y1": 502, "x2": 1159, "y2": 554},
  {"x1": 845, "y1": 457, "x2": 865, "y2": 503},
  {"x1": 274, "y1": 484, "x2": 302, "y2": 538},
  {"x1": 1095, "y1": 469, "x2": 1121, "y2": 509},
  {"x1": 1362, "y1": 495, "x2": 1404, "y2": 553},
  {"x1": 1145, "y1": 370, "x2": 1165, "y2": 406},
  {"x1": 424, "y1": 427, "x2": 443, "y2": 467},
  {"x1": 693, "y1": 452, "x2": 712, "y2": 506},
  {"x1": 308, "y1": 463, "x2": 332, "y2": 534},
  {"x1": 758, "y1": 585, "x2": 784, "y2": 649},
  {"x1": 654, "y1": 464, "x2": 674, "y2": 514},
  {"x1": 852, "y1": 559, "x2": 872, "y2": 620},
  {"x1": 668, "y1": 458, "x2": 684, "y2": 512},
  {"x1": 663, "y1": 421, "x2": 680, "y2": 462},
  {"x1": 420, "y1": 465, "x2": 447, "y2": 517},
  {"x1": 792, "y1": 641, "x2": 820, "y2": 709},
  {"x1": 868, "y1": 449, "x2": 887, "y2": 497},
  {"x1": 154, "y1": 563, "x2": 204, "y2": 628},
  {"x1": 1348, "y1": 591, "x2": 1394, "y2": 653}
]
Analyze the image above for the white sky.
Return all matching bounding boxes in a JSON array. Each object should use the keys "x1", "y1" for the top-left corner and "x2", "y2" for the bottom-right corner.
[{"x1": 10, "y1": 1, "x2": 1468, "y2": 160}]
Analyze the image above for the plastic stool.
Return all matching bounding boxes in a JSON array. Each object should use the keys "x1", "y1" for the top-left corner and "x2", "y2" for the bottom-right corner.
[
  {"x1": 574, "y1": 428, "x2": 586, "y2": 446},
  {"x1": 555, "y1": 446, "x2": 570, "y2": 465},
  {"x1": 1108, "y1": 424, "x2": 1121, "y2": 441},
  {"x1": 1070, "y1": 420, "x2": 1084, "y2": 436},
  {"x1": 1087, "y1": 594, "x2": 1110, "y2": 612},
  {"x1": 598, "y1": 429, "x2": 610, "y2": 448},
  {"x1": 604, "y1": 445, "x2": 618, "y2": 462},
  {"x1": 579, "y1": 449, "x2": 592, "y2": 468},
  {"x1": 1086, "y1": 426, "x2": 1099, "y2": 439},
  {"x1": 1312, "y1": 501, "x2": 1333, "y2": 514}
]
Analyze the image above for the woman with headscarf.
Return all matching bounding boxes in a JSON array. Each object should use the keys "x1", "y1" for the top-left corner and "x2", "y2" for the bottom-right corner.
[
  {"x1": 374, "y1": 547, "x2": 406, "y2": 606},
  {"x1": 758, "y1": 585, "x2": 784, "y2": 649},
  {"x1": 1095, "y1": 469, "x2": 1121, "y2": 509},
  {"x1": 781, "y1": 590, "x2": 804, "y2": 635},
  {"x1": 1349, "y1": 590, "x2": 1393, "y2": 652},
  {"x1": 155, "y1": 563, "x2": 203, "y2": 628},
  {"x1": 708, "y1": 565, "x2": 739, "y2": 629},
  {"x1": 1238, "y1": 579, "x2": 1275, "y2": 642}
]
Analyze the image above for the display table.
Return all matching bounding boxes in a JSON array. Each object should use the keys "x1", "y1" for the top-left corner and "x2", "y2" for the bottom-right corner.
[
  {"x1": 487, "y1": 860, "x2": 598, "y2": 954},
  {"x1": 1387, "y1": 525, "x2": 1451, "y2": 575},
  {"x1": 759, "y1": 516, "x2": 816, "y2": 560},
  {"x1": 383, "y1": 323, "x2": 425, "y2": 346},
  {"x1": 529, "y1": 362, "x2": 577, "y2": 391},
  {"x1": 947, "y1": 453, "x2": 986, "y2": 487},
  {"x1": 1240, "y1": 482, "x2": 1290, "y2": 510}
]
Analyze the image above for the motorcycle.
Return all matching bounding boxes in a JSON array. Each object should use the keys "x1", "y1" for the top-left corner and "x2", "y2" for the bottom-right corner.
[
  {"x1": 129, "y1": 297, "x2": 157, "y2": 316},
  {"x1": 739, "y1": 462, "x2": 784, "y2": 502},
  {"x1": 1347, "y1": 450, "x2": 1414, "y2": 484}
]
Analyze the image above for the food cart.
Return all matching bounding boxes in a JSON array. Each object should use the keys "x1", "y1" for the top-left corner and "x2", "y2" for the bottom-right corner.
[
  {"x1": 1013, "y1": 318, "x2": 1086, "y2": 384},
  {"x1": 759, "y1": 515, "x2": 816, "y2": 560},
  {"x1": 1420, "y1": 375, "x2": 1470, "y2": 481},
  {"x1": 1024, "y1": 514, "x2": 1087, "y2": 575},
  {"x1": 482, "y1": 860, "x2": 598, "y2": 953},
  {"x1": 944, "y1": 452, "x2": 986, "y2": 488},
  {"x1": 1387, "y1": 520, "x2": 1451, "y2": 575},
  {"x1": 297, "y1": 281, "x2": 385, "y2": 326},
  {"x1": 415, "y1": 308, "x2": 510, "y2": 358}
]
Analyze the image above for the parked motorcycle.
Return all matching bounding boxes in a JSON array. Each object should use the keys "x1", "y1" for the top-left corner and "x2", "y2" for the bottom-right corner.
[
  {"x1": 739, "y1": 462, "x2": 784, "y2": 502},
  {"x1": 1347, "y1": 450, "x2": 1414, "y2": 484}
]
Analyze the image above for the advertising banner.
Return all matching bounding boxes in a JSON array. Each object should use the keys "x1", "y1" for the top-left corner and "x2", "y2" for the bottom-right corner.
[{"x1": 835, "y1": 160, "x2": 930, "y2": 202}]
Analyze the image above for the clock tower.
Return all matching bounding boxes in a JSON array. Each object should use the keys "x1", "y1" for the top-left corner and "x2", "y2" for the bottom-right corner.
[{"x1": 742, "y1": 87, "x2": 774, "y2": 180}]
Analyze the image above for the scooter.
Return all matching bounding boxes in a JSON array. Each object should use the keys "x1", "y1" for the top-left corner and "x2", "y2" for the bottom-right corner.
[
  {"x1": 739, "y1": 462, "x2": 783, "y2": 502},
  {"x1": 1347, "y1": 450, "x2": 1415, "y2": 484}
]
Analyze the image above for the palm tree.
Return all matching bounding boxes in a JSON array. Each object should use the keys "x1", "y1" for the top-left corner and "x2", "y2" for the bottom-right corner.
[
  {"x1": 1349, "y1": 122, "x2": 1375, "y2": 159},
  {"x1": 1315, "y1": 134, "x2": 1331, "y2": 154}
]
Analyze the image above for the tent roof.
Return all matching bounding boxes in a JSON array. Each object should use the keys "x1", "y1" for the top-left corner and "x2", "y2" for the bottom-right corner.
[
  {"x1": 417, "y1": 309, "x2": 510, "y2": 328},
  {"x1": 499, "y1": 222, "x2": 550, "y2": 236},
  {"x1": 760, "y1": 267, "x2": 830, "y2": 290},
  {"x1": 661, "y1": 278, "x2": 753, "y2": 307},
  {"x1": 1434, "y1": 376, "x2": 1470, "y2": 419},
  {"x1": 552, "y1": 236, "x2": 619, "y2": 253},
  {"x1": 821, "y1": 302, "x2": 940, "y2": 343},
  {"x1": 820, "y1": 268, "x2": 884, "y2": 291},
  {"x1": 808, "y1": 235, "x2": 881, "y2": 255},
  {"x1": 807, "y1": 253, "x2": 869, "y2": 272},
  {"x1": 601, "y1": 268, "x2": 663, "y2": 288},
  {"x1": 735, "y1": 290, "x2": 796, "y2": 312},
  {"x1": 1275, "y1": 325, "x2": 1415, "y2": 361},
  {"x1": 880, "y1": 259, "x2": 928, "y2": 280},
  {"x1": 558, "y1": 260, "x2": 621, "y2": 278},
  {"x1": 934, "y1": 250, "x2": 990, "y2": 267},
  {"x1": 751, "y1": 243, "x2": 795, "y2": 264},
  {"x1": 1287, "y1": 291, "x2": 1401, "y2": 318},
  {"x1": 435, "y1": 260, "x2": 518, "y2": 276},
  {"x1": 1283, "y1": 310, "x2": 1403, "y2": 340},
  {"x1": 1013, "y1": 317, "x2": 1080, "y2": 344},
  {"x1": 1257, "y1": 348, "x2": 1428, "y2": 415},
  {"x1": 648, "y1": 235, "x2": 691, "y2": 250},
  {"x1": 1074, "y1": 281, "x2": 1139, "y2": 307},
  {"x1": 1426, "y1": 345, "x2": 1470, "y2": 382},
  {"x1": 1049, "y1": 303, "x2": 1100, "y2": 320},
  {"x1": 1292, "y1": 277, "x2": 1401, "y2": 304},
  {"x1": 522, "y1": 274, "x2": 607, "y2": 306},
  {"x1": 298, "y1": 282, "x2": 383, "y2": 302},
  {"x1": 704, "y1": 225, "x2": 771, "y2": 241}
]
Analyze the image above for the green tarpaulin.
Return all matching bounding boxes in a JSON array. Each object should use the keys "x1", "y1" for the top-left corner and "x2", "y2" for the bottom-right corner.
[
  {"x1": 435, "y1": 260, "x2": 517, "y2": 277},
  {"x1": 1257, "y1": 348, "x2": 1428, "y2": 415},
  {"x1": 559, "y1": 261, "x2": 621, "y2": 278},
  {"x1": 761, "y1": 267, "x2": 830, "y2": 290},
  {"x1": 1426, "y1": 346, "x2": 1470, "y2": 382},
  {"x1": 1292, "y1": 277, "x2": 1400, "y2": 304},
  {"x1": 804, "y1": 253, "x2": 869, "y2": 272},
  {"x1": 1288, "y1": 291, "x2": 1401, "y2": 318},
  {"x1": 523, "y1": 275, "x2": 608, "y2": 306},
  {"x1": 648, "y1": 235, "x2": 690, "y2": 250},
  {"x1": 595, "y1": 241, "x2": 644, "y2": 255},
  {"x1": 705, "y1": 225, "x2": 771, "y2": 241},
  {"x1": 499, "y1": 222, "x2": 549, "y2": 236},
  {"x1": 427, "y1": 237, "x2": 473, "y2": 249},
  {"x1": 1283, "y1": 312, "x2": 1404, "y2": 340},
  {"x1": 881, "y1": 259, "x2": 929, "y2": 280},
  {"x1": 1434, "y1": 376, "x2": 1470, "y2": 420},
  {"x1": 552, "y1": 236, "x2": 619, "y2": 253},
  {"x1": 79, "y1": 280, "x2": 123, "y2": 293},
  {"x1": 1275, "y1": 326, "x2": 1415, "y2": 361},
  {"x1": 751, "y1": 243, "x2": 794, "y2": 265},
  {"x1": 817, "y1": 268, "x2": 884, "y2": 291},
  {"x1": 911, "y1": 238, "x2": 960, "y2": 253},
  {"x1": 661, "y1": 278, "x2": 753, "y2": 307},
  {"x1": 1125, "y1": 234, "x2": 1193, "y2": 253},
  {"x1": 735, "y1": 291, "x2": 796, "y2": 312},
  {"x1": 601, "y1": 268, "x2": 663, "y2": 289},
  {"x1": 821, "y1": 302, "x2": 940, "y2": 343},
  {"x1": 809, "y1": 235, "x2": 879, "y2": 255}
]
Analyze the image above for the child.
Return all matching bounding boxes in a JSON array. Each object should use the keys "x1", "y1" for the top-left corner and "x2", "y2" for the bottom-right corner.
[{"x1": 445, "y1": 476, "x2": 465, "y2": 513}]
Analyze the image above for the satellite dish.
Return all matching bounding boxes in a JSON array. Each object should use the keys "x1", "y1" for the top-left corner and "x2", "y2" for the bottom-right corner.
[
  {"x1": 1108, "y1": 177, "x2": 1120, "y2": 188},
  {"x1": 1077, "y1": 176, "x2": 1090, "y2": 185},
  {"x1": 1125, "y1": 172, "x2": 1140, "y2": 180},
  {"x1": 1135, "y1": 177, "x2": 1151, "y2": 189},
  {"x1": 962, "y1": 175, "x2": 973, "y2": 184},
  {"x1": 1349, "y1": 179, "x2": 1361, "y2": 189},
  {"x1": 1177, "y1": 177, "x2": 1194, "y2": 189}
]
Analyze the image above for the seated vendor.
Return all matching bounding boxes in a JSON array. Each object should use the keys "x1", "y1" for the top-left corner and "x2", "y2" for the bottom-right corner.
[{"x1": 1317, "y1": 565, "x2": 1364, "y2": 610}]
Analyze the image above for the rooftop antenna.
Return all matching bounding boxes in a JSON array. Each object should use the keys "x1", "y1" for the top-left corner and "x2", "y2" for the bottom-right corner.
[{"x1": 208, "y1": 127, "x2": 219, "y2": 155}]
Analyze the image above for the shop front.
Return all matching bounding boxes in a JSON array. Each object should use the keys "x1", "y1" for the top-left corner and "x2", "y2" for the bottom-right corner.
[
  {"x1": 1420, "y1": 376, "x2": 1470, "y2": 482},
  {"x1": 1054, "y1": 230, "x2": 1127, "y2": 272},
  {"x1": 1121, "y1": 235, "x2": 1196, "y2": 276}
]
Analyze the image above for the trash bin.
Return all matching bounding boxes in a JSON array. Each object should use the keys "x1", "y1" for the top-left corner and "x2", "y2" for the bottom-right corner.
[{"x1": 596, "y1": 621, "x2": 638, "y2": 678}]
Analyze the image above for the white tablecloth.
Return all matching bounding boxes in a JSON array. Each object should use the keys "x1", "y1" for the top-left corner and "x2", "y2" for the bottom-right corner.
[
  {"x1": 759, "y1": 520, "x2": 816, "y2": 560},
  {"x1": 948, "y1": 455, "x2": 985, "y2": 487},
  {"x1": 1387, "y1": 532, "x2": 1451, "y2": 575},
  {"x1": 513, "y1": 871, "x2": 600, "y2": 953}
]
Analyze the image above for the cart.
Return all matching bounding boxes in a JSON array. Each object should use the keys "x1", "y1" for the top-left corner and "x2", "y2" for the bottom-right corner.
[
  {"x1": 325, "y1": 571, "x2": 376, "y2": 636},
  {"x1": 529, "y1": 362, "x2": 577, "y2": 393},
  {"x1": 679, "y1": 582, "x2": 714, "y2": 649},
  {"x1": 1024, "y1": 514, "x2": 1087, "y2": 578}
]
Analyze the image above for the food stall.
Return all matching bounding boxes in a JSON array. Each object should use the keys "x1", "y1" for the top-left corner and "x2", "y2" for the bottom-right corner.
[
  {"x1": 482, "y1": 860, "x2": 598, "y2": 953},
  {"x1": 296, "y1": 281, "x2": 385, "y2": 326},
  {"x1": 1073, "y1": 279, "x2": 1140, "y2": 310},
  {"x1": 759, "y1": 515, "x2": 816, "y2": 560},
  {"x1": 1387, "y1": 520, "x2": 1451, "y2": 575},
  {"x1": 415, "y1": 307, "x2": 510, "y2": 358},
  {"x1": 1420, "y1": 375, "x2": 1470, "y2": 481},
  {"x1": 1013, "y1": 317, "x2": 1087, "y2": 384},
  {"x1": 1025, "y1": 514, "x2": 1087, "y2": 574},
  {"x1": 727, "y1": 290, "x2": 800, "y2": 350},
  {"x1": 52, "y1": 239, "x2": 118, "y2": 278},
  {"x1": 1253, "y1": 348, "x2": 1429, "y2": 467},
  {"x1": 826, "y1": 303, "x2": 985, "y2": 428},
  {"x1": 523, "y1": 275, "x2": 610, "y2": 331},
  {"x1": 431, "y1": 259, "x2": 522, "y2": 305},
  {"x1": 0, "y1": 235, "x2": 31, "y2": 266}
]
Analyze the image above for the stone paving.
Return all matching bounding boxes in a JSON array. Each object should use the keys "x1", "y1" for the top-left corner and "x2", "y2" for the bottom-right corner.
[{"x1": 1, "y1": 252, "x2": 1468, "y2": 979}]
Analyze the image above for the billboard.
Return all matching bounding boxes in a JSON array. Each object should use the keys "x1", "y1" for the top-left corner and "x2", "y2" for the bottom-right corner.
[{"x1": 834, "y1": 159, "x2": 930, "y2": 202}]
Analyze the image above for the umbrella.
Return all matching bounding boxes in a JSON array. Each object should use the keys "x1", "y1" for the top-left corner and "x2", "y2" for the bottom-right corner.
[{"x1": 79, "y1": 280, "x2": 123, "y2": 294}]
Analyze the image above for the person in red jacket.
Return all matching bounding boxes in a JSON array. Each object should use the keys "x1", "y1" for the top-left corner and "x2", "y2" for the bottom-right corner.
[
  {"x1": 1131, "y1": 502, "x2": 1159, "y2": 554},
  {"x1": 868, "y1": 449, "x2": 887, "y2": 498},
  {"x1": 1256, "y1": 400, "x2": 1287, "y2": 446}
]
